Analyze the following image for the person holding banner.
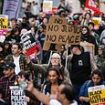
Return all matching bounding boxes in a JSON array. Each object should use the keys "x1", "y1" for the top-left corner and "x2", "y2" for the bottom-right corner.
[
  {"x1": 46, "y1": 53, "x2": 71, "y2": 84},
  {"x1": 32, "y1": 52, "x2": 71, "y2": 88},
  {"x1": 79, "y1": 70, "x2": 105, "y2": 105},
  {"x1": 17, "y1": 71, "x2": 40, "y2": 105},
  {"x1": 66, "y1": 45, "x2": 97, "y2": 103},
  {"x1": 5, "y1": 43, "x2": 33, "y2": 75}
]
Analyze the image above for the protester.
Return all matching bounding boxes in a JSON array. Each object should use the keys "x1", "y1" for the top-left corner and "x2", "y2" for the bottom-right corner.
[
  {"x1": 3, "y1": 42, "x2": 12, "y2": 57},
  {"x1": 100, "y1": 29, "x2": 105, "y2": 45},
  {"x1": 5, "y1": 43, "x2": 33, "y2": 75},
  {"x1": 27, "y1": 81, "x2": 78, "y2": 105},
  {"x1": 17, "y1": 71, "x2": 40, "y2": 105},
  {"x1": 5, "y1": 27, "x2": 21, "y2": 43},
  {"x1": 79, "y1": 70, "x2": 105, "y2": 105},
  {"x1": 0, "y1": 62, "x2": 16, "y2": 105},
  {"x1": 31, "y1": 52, "x2": 71, "y2": 88},
  {"x1": 66, "y1": 45, "x2": 97, "y2": 103},
  {"x1": 10, "y1": 18, "x2": 18, "y2": 29},
  {"x1": 45, "y1": 53, "x2": 71, "y2": 84},
  {"x1": 81, "y1": 13, "x2": 92, "y2": 26},
  {"x1": 95, "y1": 45, "x2": 105, "y2": 79},
  {"x1": 42, "y1": 68, "x2": 62, "y2": 98},
  {"x1": 88, "y1": 22, "x2": 100, "y2": 45},
  {"x1": 0, "y1": 43, "x2": 5, "y2": 58},
  {"x1": 0, "y1": 0, "x2": 105, "y2": 105},
  {"x1": 81, "y1": 26, "x2": 98, "y2": 54}
]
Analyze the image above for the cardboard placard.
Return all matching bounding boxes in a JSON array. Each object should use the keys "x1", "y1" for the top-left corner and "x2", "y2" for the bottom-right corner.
[
  {"x1": 43, "y1": 15, "x2": 81, "y2": 51},
  {"x1": 21, "y1": 31, "x2": 37, "y2": 57},
  {"x1": 0, "y1": 15, "x2": 8, "y2": 35},
  {"x1": 80, "y1": 42, "x2": 95, "y2": 56},
  {"x1": 10, "y1": 86, "x2": 27, "y2": 105},
  {"x1": 88, "y1": 85, "x2": 105, "y2": 105}
]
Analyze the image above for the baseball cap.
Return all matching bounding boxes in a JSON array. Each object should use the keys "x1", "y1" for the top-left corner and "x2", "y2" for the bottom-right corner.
[{"x1": 2, "y1": 62, "x2": 16, "y2": 70}]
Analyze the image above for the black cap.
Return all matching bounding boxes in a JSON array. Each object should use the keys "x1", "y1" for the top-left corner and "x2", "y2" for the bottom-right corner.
[{"x1": 2, "y1": 62, "x2": 16, "y2": 70}]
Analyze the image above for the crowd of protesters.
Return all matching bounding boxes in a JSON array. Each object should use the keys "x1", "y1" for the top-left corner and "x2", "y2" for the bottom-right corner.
[{"x1": 0, "y1": 0, "x2": 105, "y2": 105}]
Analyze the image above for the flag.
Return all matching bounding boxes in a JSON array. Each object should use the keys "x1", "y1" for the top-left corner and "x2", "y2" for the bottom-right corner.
[{"x1": 85, "y1": 0, "x2": 102, "y2": 15}]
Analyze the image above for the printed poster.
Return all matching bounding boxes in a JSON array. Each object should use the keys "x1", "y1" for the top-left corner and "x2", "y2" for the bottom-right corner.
[
  {"x1": 0, "y1": 15, "x2": 8, "y2": 36},
  {"x1": 10, "y1": 86, "x2": 27, "y2": 105},
  {"x1": 88, "y1": 85, "x2": 105, "y2": 105},
  {"x1": 21, "y1": 30, "x2": 37, "y2": 57}
]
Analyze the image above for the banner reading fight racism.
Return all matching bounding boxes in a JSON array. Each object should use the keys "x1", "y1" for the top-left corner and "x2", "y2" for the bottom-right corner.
[
  {"x1": 0, "y1": 15, "x2": 8, "y2": 35},
  {"x1": 88, "y1": 85, "x2": 105, "y2": 105},
  {"x1": 43, "y1": 15, "x2": 81, "y2": 50},
  {"x1": 10, "y1": 86, "x2": 27, "y2": 105},
  {"x1": 21, "y1": 31, "x2": 37, "y2": 57}
]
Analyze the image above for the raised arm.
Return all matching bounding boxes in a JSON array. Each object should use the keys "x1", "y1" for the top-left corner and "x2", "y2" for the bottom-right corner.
[{"x1": 27, "y1": 81, "x2": 50, "y2": 105}]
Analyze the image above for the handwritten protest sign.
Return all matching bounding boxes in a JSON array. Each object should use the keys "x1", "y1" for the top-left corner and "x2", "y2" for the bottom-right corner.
[
  {"x1": 10, "y1": 86, "x2": 27, "y2": 105},
  {"x1": 21, "y1": 30, "x2": 37, "y2": 57},
  {"x1": 88, "y1": 85, "x2": 105, "y2": 105},
  {"x1": 0, "y1": 15, "x2": 8, "y2": 35},
  {"x1": 43, "y1": 15, "x2": 81, "y2": 50},
  {"x1": 80, "y1": 41, "x2": 95, "y2": 56}
]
